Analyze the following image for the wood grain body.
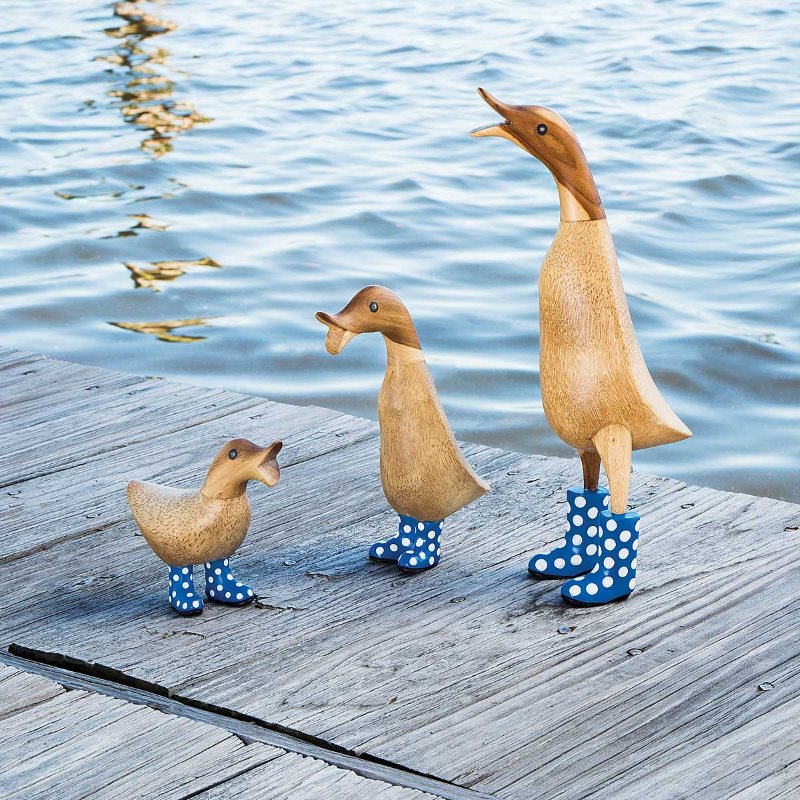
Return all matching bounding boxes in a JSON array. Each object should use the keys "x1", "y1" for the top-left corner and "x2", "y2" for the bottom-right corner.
[
  {"x1": 539, "y1": 219, "x2": 691, "y2": 453},
  {"x1": 378, "y1": 360, "x2": 490, "y2": 520},
  {"x1": 127, "y1": 482, "x2": 251, "y2": 565}
]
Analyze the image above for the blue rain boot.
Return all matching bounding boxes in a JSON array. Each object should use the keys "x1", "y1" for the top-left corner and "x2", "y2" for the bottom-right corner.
[
  {"x1": 168, "y1": 565, "x2": 203, "y2": 616},
  {"x1": 369, "y1": 514, "x2": 418, "y2": 563},
  {"x1": 397, "y1": 519, "x2": 443, "y2": 571},
  {"x1": 204, "y1": 558, "x2": 255, "y2": 606},
  {"x1": 528, "y1": 487, "x2": 609, "y2": 578},
  {"x1": 562, "y1": 510, "x2": 639, "y2": 606}
]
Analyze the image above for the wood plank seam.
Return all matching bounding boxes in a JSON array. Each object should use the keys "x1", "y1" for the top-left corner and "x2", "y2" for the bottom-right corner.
[{"x1": 1, "y1": 648, "x2": 495, "y2": 800}]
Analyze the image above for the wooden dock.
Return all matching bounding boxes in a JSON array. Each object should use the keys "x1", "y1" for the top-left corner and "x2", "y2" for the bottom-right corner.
[{"x1": 0, "y1": 345, "x2": 798, "y2": 799}]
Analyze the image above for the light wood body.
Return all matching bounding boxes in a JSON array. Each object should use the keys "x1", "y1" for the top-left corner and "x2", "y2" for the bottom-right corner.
[{"x1": 379, "y1": 357, "x2": 490, "y2": 520}]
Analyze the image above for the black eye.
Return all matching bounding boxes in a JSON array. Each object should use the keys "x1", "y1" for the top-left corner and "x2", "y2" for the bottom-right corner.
[
  {"x1": 536, "y1": 123, "x2": 548, "y2": 135},
  {"x1": 369, "y1": 301, "x2": 379, "y2": 313},
  {"x1": 228, "y1": 449, "x2": 238, "y2": 460}
]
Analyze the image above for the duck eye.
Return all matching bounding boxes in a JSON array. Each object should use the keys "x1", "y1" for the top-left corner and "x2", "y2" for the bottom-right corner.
[
  {"x1": 369, "y1": 301, "x2": 379, "y2": 313},
  {"x1": 228, "y1": 448, "x2": 238, "y2": 460},
  {"x1": 536, "y1": 123, "x2": 548, "y2": 135}
]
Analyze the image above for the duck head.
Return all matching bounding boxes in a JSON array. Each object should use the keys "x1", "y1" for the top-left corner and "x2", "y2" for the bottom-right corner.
[
  {"x1": 470, "y1": 88, "x2": 604, "y2": 221},
  {"x1": 316, "y1": 285, "x2": 421, "y2": 354},
  {"x1": 201, "y1": 438, "x2": 283, "y2": 499}
]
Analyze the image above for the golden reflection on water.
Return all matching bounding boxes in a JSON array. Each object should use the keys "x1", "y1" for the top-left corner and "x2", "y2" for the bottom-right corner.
[
  {"x1": 109, "y1": 318, "x2": 213, "y2": 343},
  {"x1": 125, "y1": 257, "x2": 221, "y2": 290},
  {"x1": 99, "y1": 0, "x2": 211, "y2": 157}
]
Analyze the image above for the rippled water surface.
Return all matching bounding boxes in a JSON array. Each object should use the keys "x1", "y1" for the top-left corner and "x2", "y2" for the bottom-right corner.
[{"x1": 2, "y1": 0, "x2": 799, "y2": 500}]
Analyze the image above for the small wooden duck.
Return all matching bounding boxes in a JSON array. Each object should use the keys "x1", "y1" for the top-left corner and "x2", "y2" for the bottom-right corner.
[
  {"x1": 127, "y1": 438, "x2": 282, "y2": 615},
  {"x1": 316, "y1": 286, "x2": 490, "y2": 571},
  {"x1": 472, "y1": 89, "x2": 691, "y2": 605}
]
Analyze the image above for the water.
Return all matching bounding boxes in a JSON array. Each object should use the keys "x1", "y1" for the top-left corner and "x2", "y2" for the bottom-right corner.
[{"x1": 1, "y1": 0, "x2": 799, "y2": 501}]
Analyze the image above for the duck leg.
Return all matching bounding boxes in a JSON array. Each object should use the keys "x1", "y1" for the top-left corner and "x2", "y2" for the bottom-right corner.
[
  {"x1": 167, "y1": 565, "x2": 203, "y2": 616},
  {"x1": 562, "y1": 424, "x2": 639, "y2": 605},
  {"x1": 204, "y1": 558, "x2": 255, "y2": 606}
]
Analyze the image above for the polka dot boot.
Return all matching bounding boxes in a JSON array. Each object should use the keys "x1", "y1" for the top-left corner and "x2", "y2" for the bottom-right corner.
[
  {"x1": 204, "y1": 558, "x2": 255, "y2": 606},
  {"x1": 369, "y1": 514, "x2": 418, "y2": 563},
  {"x1": 168, "y1": 565, "x2": 203, "y2": 616},
  {"x1": 562, "y1": 510, "x2": 639, "y2": 606},
  {"x1": 528, "y1": 487, "x2": 609, "y2": 578},
  {"x1": 396, "y1": 519, "x2": 443, "y2": 572}
]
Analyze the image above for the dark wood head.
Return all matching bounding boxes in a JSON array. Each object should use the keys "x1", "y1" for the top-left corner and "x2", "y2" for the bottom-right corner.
[{"x1": 471, "y1": 88, "x2": 604, "y2": 221}]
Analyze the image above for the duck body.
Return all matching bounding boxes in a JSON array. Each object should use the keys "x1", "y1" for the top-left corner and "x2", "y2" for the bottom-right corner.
[
  {"x1": 539, "y1": 218, "x2": 690, "y2": 452},
  {"x1": 378, "y1": 358, "x2": 490, "y2": 520},
  {"x1": 127, "y1": 482, "x2": 251, "y2": 566}
]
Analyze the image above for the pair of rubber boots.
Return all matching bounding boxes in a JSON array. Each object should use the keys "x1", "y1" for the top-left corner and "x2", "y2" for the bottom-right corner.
[{"x1": 528, "y1": 487, "x2": 639, "y2": 606}]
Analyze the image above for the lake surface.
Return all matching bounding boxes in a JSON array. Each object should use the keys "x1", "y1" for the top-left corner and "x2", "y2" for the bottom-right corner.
[{"x1": 2, "y1": 0, "x2": 798, "y2": 501}]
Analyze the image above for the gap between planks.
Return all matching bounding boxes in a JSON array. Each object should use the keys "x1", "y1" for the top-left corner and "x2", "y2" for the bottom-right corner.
[{"x1": 0, "y1": 648, "x2": 496, "y2": 800}]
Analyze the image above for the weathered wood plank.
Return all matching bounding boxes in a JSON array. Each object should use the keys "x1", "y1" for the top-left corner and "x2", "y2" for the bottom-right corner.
[{"x1": 1, "y1": 350, "x2": 799, "y2": 799}]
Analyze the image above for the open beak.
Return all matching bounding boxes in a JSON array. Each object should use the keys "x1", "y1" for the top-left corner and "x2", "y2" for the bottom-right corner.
[
  {"x1": 470, "y1": 87, "x2": 518, "y2": 142},
  {"x1": 315, "y1": 311, "x2": 356, "y2": 355},
  {"x1": 257, "y1": 441, "x2": 282, "y2": 487}
]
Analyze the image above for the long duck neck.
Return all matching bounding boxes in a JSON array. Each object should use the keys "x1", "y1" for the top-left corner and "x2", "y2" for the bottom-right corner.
[
  {"x1": 384, "y1": 337, "x2": 425, "y2": 366},
  {"x1": 548, "y1": 147, "x2": 605, "y2": 223}
]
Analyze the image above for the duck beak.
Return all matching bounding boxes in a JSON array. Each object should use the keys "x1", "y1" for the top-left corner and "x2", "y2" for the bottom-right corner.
[
  {"x1": 256, "y1": 441, "x2": 282, "y2": 487},
  {"x1": 470, "y1": 87, "x2": 519, "y2": 143},
  {"x1": 315, "y1": 311, "x2": 356, "y2": 355}
]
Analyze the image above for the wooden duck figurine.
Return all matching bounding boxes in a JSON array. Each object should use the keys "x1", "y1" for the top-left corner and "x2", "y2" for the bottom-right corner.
[
  {"x1": 316, "y1": 286, "x2": 490, "y2": 571},
  {"x1": 127, "y1": 438, "x2": 282, "y2": 615},
  {"x1": 472, "y1": 89, "x2": 691, "y2": 605}
]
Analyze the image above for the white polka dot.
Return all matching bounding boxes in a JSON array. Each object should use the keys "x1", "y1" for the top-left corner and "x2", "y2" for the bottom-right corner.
[
  {"x1": 428, "y1": 530, "x2": 436, "y2": 539},
  {"x1": 209, "y1": 589, "x2": 215, "y2": 597},
  {"x1": 574, "y1": 496, "x2": 587, "y2": 508},
  {"x1": 182, "y1": 581, "x2": 189, "y2": 589},
  {"x1": 403, "y1": 525, "x2": 412, "y2": 533},
  {"x1": 192, "y1": 600, "x2": 200, "y2": 608},
  {"x1": 416, "y1": 538, "x2": 424, "y2": 547},
  {"x1": 187, "y1": 592, "x2": 193, "y2": 598},
  {"x1": 554, "y1": 557, "x2": 566, "y2": 569},
  {"x1": 428, "y1": 543, "x2": 435, "y2": 551},
  {"x1": 225, "y1": 592, "x2": 231, "y2": 598},
  {"x1": 226, "y1": 573, "x2": 233, "y2": 580},
  {"x1": 631, "y1": 558, "x2": 638, "y2": 568},
  {"x1": 223, "y1": 559, "x2": 229, "y2": 566},
  {"x1": 409, "y1": 557, "x2": 418, "y2": 566},
  {"x1": 436, "y1": 548, "x2": 441, "y2": 556},
  {"x1": 635, "y1": 520, "x2": 641, "y2": 532},
  {"x1": 604, "y1": 539, "x2": 616, "y2": 551},
  {"x1": 247, "y1": 588, "x2": 253, "y2": 596},
  {"x1": 181, "y1": 567, "x2": 189, "y2": 575},
  {"x1": 572, "y1": 534, "x2": 583, "y2": 546},
  {"x1": 603, "y1": 496, "x2": 609, "y2": 506},
  {"x1": 568, "y1": 585, "x2": 581, "y2": 596},
  {"x1": 389, "y1": 543, "x2": 398, "y2": 552},
  {"x1": 236, "y1": 593, "x2": 243, "y2": 600},
  {"x1": 570, "y1": 555, "x2": 582, "y2": 566},
  {"x1": 534, "y1": 559, "x2": 547, "y2": 572},
  {"x1": 171, "y1": 590, "x2": 177, "y2": 598},
  {"x1": 418, "y1": 522, "x2": 424, "y2": 531},
  {"x1": 555, "y1": 539, "x2": 567, "y2": 549},
  {"x1": 586, "y1": 583, "x2": 598, "y2": 595},
  {"x1": 619, "y1": 530, "x2": 631, "y2": 543},
  {"x1": 172, "y1": 575, "x2": 179, "y2": 582},
  {"x1": 603, "y1": 556, "x2": 615, "y2": 569},
  {"x1": 205, "y1": 563, "x2": 211, "y2": 568},
  {"x1": 590, "y1": 564, "x2": 600, "y2": 574},
  {"x1": 633, "y1": 540, "x2": 639, "y2": 551},
  {"x1": 586, "y1": 544, "x2": 597, "y2": 556},
  {"x1": 606, "y1": 519, "x2": 618, "y2": 531},
  {"x1": 629, "y1": 578, "x2": 636, "y2": 590},
  {"x1": 217, "y1": 584, "x2": 223, "y2": 591},
  {"x1": 576, "y1": 575, "x2": 585, "y2": 582},
  {"x1": 215, "y1": 568, "x2": 222, "y2": 575},
  {"x1": 618, "y1": 548, "x2": 629, "y2": 560},
  {"x1": 618, "y1": 566, "x2": 629, "y2": 577},
  {"x1": 375, "y1": 547, "x2": 385, "y2": 556},
  {"x1": 587, "y1": 526, "x2": 597, "y2": 537},
  {"x1": 602, "y1": 576, "x2": 613, "y2": 588},
  {"x1": 588, "y1": 507, "x2": 598, "y2": 519},
  {"x1": 182, "y1": 602, "x2": 187, "y2": 609},
  {"x1": 207, "y1": 576, "x2": 214, "y2": 583},
  {"x1": 572, "y1": 515, "x2": 583, "y2": 526},
  {"x1": 401, "y1": 537, "x2": 410, "y2": 547},
  {"x1": 429, "y1": 557, "x2": 435, "y2": 565},
  {"x1": 235, "y1": 582, "x2": 243, "y2": 587},
  {"x1": 418, "y1": 551, "x2": 426, "y2": 558}
]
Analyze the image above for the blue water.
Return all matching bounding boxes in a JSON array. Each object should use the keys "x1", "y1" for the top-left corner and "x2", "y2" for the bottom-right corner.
[{"x1": 1, "y1": 0, "x2": 799, "y2": 500}]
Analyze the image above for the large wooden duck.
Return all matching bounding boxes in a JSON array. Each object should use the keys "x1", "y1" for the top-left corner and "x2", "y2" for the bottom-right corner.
[
  {"x1": 316, "y1": 286, "x2": 490, "y2": 571},
  {"x1": 472, "y1": 89, "x2": 690, "y2": 605},
  {"x1": 127, "y1": 438, "x2": 282, "y2": 615}
]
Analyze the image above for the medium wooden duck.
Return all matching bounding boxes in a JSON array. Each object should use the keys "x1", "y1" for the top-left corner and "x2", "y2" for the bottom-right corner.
[
  {"x1": 472, "y1": 89, "x2": 691, "y2": 605},
  {"x1": 316, "y1": 286, "x2": 490, "y2": 571},
  {"x1": 127, "y1": 438, "x2": 282, "y2": 615}
]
